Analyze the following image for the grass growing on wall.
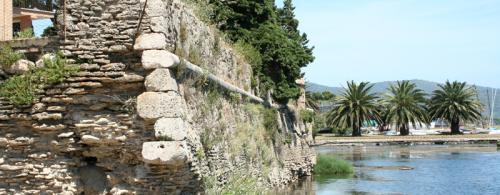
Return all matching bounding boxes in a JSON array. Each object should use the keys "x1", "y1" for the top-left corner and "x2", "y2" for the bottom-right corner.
[
  {"x1": 200, "y1": 103, "x2": 281, "y2": 194},
  {"x1": 314, "y1": 154, "x2": 354, "y2": 177},
  {"x1": 204, "y1": 169, "x2": 264, "y2": 195},
  {"x1": 0, "y1": 45, "x2": 24, "y2": 69},
  {"x1": 300, "y1": 109, "x2": 315, "y2": 124},
  {"x1": 15, "y1": 28, "x2": 35, "y2": 39},
  {"x1": 244, "y1": 103, "x2": 279, "y2": 143},
  {"x1": 0, "y1": 52, "x2": 78, "y2": 105}
]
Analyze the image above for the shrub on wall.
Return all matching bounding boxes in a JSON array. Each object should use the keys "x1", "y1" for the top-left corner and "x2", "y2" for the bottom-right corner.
[
  {"x1": 0, "y1": 45, "x2": 25, "y2": 69},
  {"x1": 15, "y1": 28, "x2": 35, "y2": 39},
  {"x1": 0, "y1": 52, "x2": 78, "y2": 105}
]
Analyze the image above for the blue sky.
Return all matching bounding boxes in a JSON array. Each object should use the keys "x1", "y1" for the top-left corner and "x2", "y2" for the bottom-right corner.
[
  {"x1": 33, "y1": 19, "x2": 53, "y2": 37},
  {"x1": 277, "y1": 0, "x2": 500, "y2": 88}
]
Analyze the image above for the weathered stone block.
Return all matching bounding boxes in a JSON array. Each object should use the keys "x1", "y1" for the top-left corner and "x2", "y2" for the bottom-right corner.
[
  {"x1": 35, "y1": 53, "x2": 56, "y2": 68},
  {"x1": 141, "y1": 141, "x2": 187, "y2": 165},
  {"x1": 32, "y1": 112, "x2": 63, "y2": 121},
  {"x1": 141, "y1": 50, "x2": 180, "y2": 69},
  {"x1": 81, "y1": 135, "x2": 100, "y2": 145},
  {"x1": 58, "y1": 132, "x2": 74, "y2": 138},
  {"x1": 150, "y1": 16, "x2": 168, "y2": 34},
  {"x1": 6, "y1": 59, "x2": 34, "y2": 74},
  {"x1": 145, "y1": 68, "x2": 178, "y2": 92},
  {"x1": 143, "y1": 0, "x2": 167, "y2": 17},
  {"x1": 154, "y1": 118, "x2": 187, "y2": 140},
  {"x1": 108, "y1": 45, "x2": 128, "y2": 52},
  {"x1": 0, "y1": 164, "x2": 23, "y2": 171},
  {"x1": 136, "y1": 92, "x2": 184, "y2": 120},
  {"x1": 134, "y1": 33, "x2": 167, "y2": 50}
]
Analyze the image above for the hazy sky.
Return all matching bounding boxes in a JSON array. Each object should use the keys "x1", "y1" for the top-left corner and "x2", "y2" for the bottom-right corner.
[{"x1": 277, "y1": 0, "x2": 500, "y2": 88}]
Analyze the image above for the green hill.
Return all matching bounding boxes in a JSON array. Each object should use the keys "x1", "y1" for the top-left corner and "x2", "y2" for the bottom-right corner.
[{"x1": 306, "y1": 79, "x2": 500, "y2": 118}]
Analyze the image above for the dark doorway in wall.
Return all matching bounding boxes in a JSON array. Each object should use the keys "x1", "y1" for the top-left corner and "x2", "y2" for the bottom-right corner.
[
  {"x1": 13, "y1": 22, "x2": 21, "y2": 36},
  {"x1": 83, "y1": 157, "x2": 98, "y2": 165},
  {"x1": 78, "y1": 157, "x2": 108, "y2": 194}
]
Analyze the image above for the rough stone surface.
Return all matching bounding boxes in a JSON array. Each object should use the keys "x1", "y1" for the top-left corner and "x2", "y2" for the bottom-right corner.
[
  {"x1": 154, "y1": 117, "x2": 187, "y2": 140},
  {"x1": 141, "y1": 141, "x2": 188, "y2": 165},
  {"x1": 145, "y1": 68, "x2": 178, "y2": 92},
  {"x1": 0, "y1": 0, "x2": 314, "y2": 194},
  {"x1": 81, "y1": 135, "x2": 100, "y2": 145},
  {"x1": 35, "y1": 53, "x2": 56, "y2": 68},
  {"x1": 141, "y1": 50, "x2": 180, "y2": 69},
  {"x1": 133, "y1": 33, "x2": 167, "y2": 50},
  {"x1": 7, "y1": 59, "x2": 34, "y2": 74},
  {"x1": 136, "y1": 92, "x2": 184, "y2": 120}
]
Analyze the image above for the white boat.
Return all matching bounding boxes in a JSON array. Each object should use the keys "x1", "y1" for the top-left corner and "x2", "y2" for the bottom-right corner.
[
  {"x1": 410, "y1": 130, "x2": 427, "y2": 136},
  {"x1": 489, "y1": 128, "x2": 500, "y2": 135},
  {"x1": 385, "y1": 130, "x2": 399, "y2": 136}
]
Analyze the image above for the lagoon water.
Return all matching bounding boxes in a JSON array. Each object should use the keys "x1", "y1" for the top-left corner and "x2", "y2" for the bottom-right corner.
[{"x1": 289, "y1": 144, "x2": 500, "y2": 195}]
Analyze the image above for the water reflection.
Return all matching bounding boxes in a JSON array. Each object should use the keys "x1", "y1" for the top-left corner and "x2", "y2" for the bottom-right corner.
[
  {"x1": 399, "y1": 147, "x2": 410, "y2": 159},
  {"x1": 282, "y1": 144, "x2": 500, "y2": 195}
]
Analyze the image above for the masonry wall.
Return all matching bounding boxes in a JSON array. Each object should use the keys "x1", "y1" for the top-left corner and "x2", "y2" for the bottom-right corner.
[{"x1": 0, "y1": 0, "x2": 315, "y2": 194}]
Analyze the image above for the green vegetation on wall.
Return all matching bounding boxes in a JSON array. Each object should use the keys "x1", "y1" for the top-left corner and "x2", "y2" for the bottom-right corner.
[
  {"x1": 0, "y1": 52, "x2": 78, "y2": 105},
  {"x1": 185, "y1": 0, "x2": 314, "y2": 103},
  {"x1": 201, "y1": 104, "x2": 278, "y2": 194},
  {"x1": 203, "y1": 168, "x2": 263, "y2": 195},
  {"x1": 0, "y1": 45, "x2": 24, "y2": 69},
  {"x1": 15, "y1": 28, "x2": 35, "y2": 39}
]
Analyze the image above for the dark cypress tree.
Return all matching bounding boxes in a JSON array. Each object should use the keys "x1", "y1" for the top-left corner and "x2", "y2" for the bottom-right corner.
[
  {"x1": 210, "y1": 0, "x2": 276, "y2": 41},
  {"x1": 278, "y1": 0, "x2": 299, "y2": 35},
  {"x1": 209, "y1": 0, "x2": 314, "y2": 103}
]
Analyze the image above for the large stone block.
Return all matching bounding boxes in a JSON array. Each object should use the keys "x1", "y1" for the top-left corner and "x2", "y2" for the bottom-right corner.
[
  {"x1": 6, "y1": 59, "x2": 34, "y2": 74},
  {"x1": 141, "y1": 50, "x2": 180, "y2": 69},
  {"x1": 136, "y1": 92, "x2": 184, "y2": 120},
  {"x1": 143, "y1": 0, "x2": 167, "y2": 17},
  {"x1": 154, "y1": 118, "x2": 187, "y2": 140},
  {"x1": 81, "y1": 135, "x2": 100, "y2": 145},
  {"x1": 145, "y1": 68, "x2": 178, "y2": 92},
  {"x1": 141, "y1": 141, "x2": 187, "y2": 165},
  {"x1": 134, "y1": 33, "x2": 167, "y2": 50}
]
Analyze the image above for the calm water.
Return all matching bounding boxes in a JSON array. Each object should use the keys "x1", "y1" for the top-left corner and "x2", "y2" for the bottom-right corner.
[{"x1": 288, "y1": 144, "x2": 500, "y2": 195}]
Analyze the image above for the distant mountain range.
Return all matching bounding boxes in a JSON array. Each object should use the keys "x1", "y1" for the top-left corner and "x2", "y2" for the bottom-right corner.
[{"x1": 306, "y1": 79, "x2": 500, "y2": 118}]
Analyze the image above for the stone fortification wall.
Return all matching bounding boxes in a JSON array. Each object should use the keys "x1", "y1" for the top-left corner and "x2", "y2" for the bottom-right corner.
[{"x1": 0, "y1": 0, "x2": 315, "y2": 194}]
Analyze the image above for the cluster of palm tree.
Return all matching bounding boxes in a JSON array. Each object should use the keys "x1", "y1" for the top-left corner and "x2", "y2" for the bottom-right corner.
[{"x1": 324, "y1": 80, "x2": 483, "y2": 136}]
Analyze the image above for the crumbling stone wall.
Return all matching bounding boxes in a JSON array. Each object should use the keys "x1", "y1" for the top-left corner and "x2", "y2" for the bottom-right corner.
[{"x1": 0, "y1": 0, "x2": 315, "y2": 194}]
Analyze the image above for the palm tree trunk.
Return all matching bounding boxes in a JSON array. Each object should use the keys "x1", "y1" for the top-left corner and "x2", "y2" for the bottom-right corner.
[
  {"x1": 400, "y1": 124, "x2": 410, "y2": 136},
  {"x1": 352, "y1": 122, "x2": 362, "y2": 137},
  {"x1": 352, "y1": 127, "x2": 361, "y2": 136},
  {"x1": 451, "y1": 119, "x2": 461, "y2": 135}
]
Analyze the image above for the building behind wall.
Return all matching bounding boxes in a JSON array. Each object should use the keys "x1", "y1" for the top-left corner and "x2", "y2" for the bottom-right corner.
[
  {"x1": 0, "y1": 0, "x2": 13, "y2": 41},
  {"x1": 0, "y1": 0, "x2": 54, "y2": 41}
]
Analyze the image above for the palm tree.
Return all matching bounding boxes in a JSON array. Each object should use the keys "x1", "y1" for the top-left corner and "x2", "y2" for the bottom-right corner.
[
  {"x1": 326, "y1": 81, "x2": 380, "y2": 136},
  {"x1": 428, "y1": 81, "x2": 483, "y2": 135},
  {"x1": 377, "y1": 100, "x2": 391, "y2": 132},
  {"x1": 383, "y1": 81, "x2": 429, "y2": 136},
  {"x1": 305, "y1": 91, "x2": 320, "y2": 111}
]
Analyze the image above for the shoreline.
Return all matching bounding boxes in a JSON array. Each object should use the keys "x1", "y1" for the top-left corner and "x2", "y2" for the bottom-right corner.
[{"x1": 313, "y1": 134, "x2": 500, "y2": 147}]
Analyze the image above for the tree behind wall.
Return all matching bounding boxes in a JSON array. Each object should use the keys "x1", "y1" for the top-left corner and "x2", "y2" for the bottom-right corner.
[
  {"x1": 13, "y1": 0, "x2": 55, "y2": 11},
  {"x1": 209, "y1": 0, "x2": 314, "y2": 103}
]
